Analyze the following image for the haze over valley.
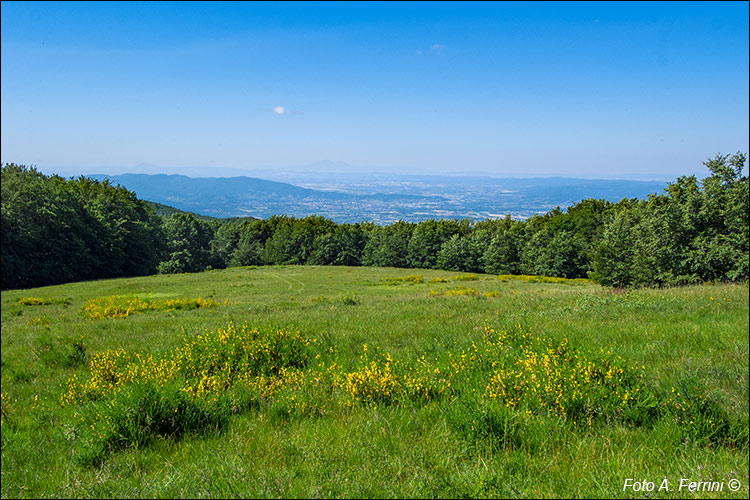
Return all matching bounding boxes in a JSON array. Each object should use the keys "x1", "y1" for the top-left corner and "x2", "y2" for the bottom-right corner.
[{"x1": 86, "y1": 169, "x2": 667, "y2": 223}]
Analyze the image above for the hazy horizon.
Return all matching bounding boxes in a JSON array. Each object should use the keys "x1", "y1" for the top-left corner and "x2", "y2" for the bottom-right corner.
[
  {"x1": 32, "y1": 160, "x2": 682, "y2": 182},
  {"x1": 2, "y1": 2, "x2": 748, "y2": 180}
]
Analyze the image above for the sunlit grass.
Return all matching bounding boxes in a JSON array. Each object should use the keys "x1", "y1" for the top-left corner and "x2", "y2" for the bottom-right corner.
[{"x1": 1, "y1": 266, "x2": 747, "y2": 498}]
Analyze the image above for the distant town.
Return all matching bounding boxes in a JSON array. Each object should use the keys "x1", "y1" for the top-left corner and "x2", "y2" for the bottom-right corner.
[{"x1": 86, "y1": 171, "x2": 667, "y2": 224}]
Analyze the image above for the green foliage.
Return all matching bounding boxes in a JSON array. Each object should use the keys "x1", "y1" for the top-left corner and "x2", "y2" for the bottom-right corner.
[
  {"x1": 436, "y1": 234, "x2": 470, "y2": 271},
  {"x1": 3, "y1": 153, "x2": 747, "y2": 291},
  {"x1": 445, "y1": 397, "x2": 525, "y2": 448},
  {"x1": 230, "y1": 230, "x2": 265, "y2": 267},
  {"x1": 209, "y1": 223, "x2": 242, "y2": 268},
  {"x1": 340, "y1": 294, "x2": 360, "y2": 305},
  {"x1": 592, "y1": 152, "x2": 748, "y2": 287},
  {"x1": 1, "y1": 164, "x2": 163, "y2": 289},
  {"x1": 436, "y1": 230, "x2": 491, "y2": 273},
  {"x1": 58, "y1": 314, "x2": 747, "y2": 469},
  {"x1": 664, "y1": 376, "x2": 748, "y2": 448},
  {"x1": 34, "y1": 335, "x2": 86, "y2": 368},
  {"x1": 1, "y1": 165, "x2": 98, "y2": 288},
  {"x1": 361, "y1": 221, "x2": 414, "y2": 268},
  {"x1": 407, "y1": 219, "x2": 463, "y2": 269},
  {"x1": 77, "y1": 380, "x2": 230, "y2": 466},
  {"x1": 482, "y1": 220, "x2": 523, "y2": 275},
  {"x1": 590, "y1": 207, "x2": 641, "y2": 287},
  {"x1": 157, "y1": 213, "x2": 215, "y2": 274},
  {"x1": 63, "y1": 322, "x2": 315, "y2": 463}
]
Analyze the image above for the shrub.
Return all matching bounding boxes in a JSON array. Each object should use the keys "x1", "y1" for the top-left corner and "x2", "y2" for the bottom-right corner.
[
  {"x1": 35, "y1": 335, "x2": 86, "y2": 368},
  {"x1": 81, "y1": 295, "x2": 222, "y2": 320},
  {"x1": 340, "y1": 294, "x2": 359, "y2": 305},
  {"x1": 452, "y1": 273, "x2": 478, "y2": 281},
  {"x1": 16, "y1": 296, "x2": 71, "y2": 306},
  {"x1": 385, "y1": 274, "x2": 424, "y2": 284},
  {"x1": 78, "y1": 380, "x2": 229, "y2": 466},
  {"x1": 60, "y1": 320, "x2": 745, "y2": 464}
]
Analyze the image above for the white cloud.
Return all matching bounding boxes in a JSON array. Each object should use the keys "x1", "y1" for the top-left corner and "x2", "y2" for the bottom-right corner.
[
  {"x1": 272, "y1": 105, "x2": 287, "y2": 115},
  {"x1": 417, "y1": 44, "x2": 446, "y2": 56}
]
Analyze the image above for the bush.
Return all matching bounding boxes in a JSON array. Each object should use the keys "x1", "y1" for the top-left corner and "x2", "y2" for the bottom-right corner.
[
  {"x1": 78, "y1": 380, "x2": 230, "y2": 466},
  {"x1": 35, "y1": 335, "x2": 86, "y2": 368}
]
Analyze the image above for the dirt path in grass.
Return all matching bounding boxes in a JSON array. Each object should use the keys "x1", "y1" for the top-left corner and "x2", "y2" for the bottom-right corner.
[{"x1": 267, "y1": 271, "x2": 306, "y2": 294}]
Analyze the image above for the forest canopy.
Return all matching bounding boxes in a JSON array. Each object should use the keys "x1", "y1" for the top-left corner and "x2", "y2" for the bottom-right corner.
[{"x1": 1, "y1": 153, "x2": 747, "y2": 290}]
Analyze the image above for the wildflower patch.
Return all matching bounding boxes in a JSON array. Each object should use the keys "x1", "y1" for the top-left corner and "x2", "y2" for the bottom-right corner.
[
  {"x1": 1, "y1": 392, "x2": 12, "y2": 429},
  {"x1": 384, "y1": 274, "x2": 424, "y2": 284},
  {"x1": 61, "y1": 322, "x2": 316, "y2": 463},
  {"x1": 497, "y1": 274, "x2": 593, "y2": 285},
  {"x1": 28, "y1": 316, "x2": 52, "y2": 326},
  {"x1": 16, "y1": 296, "x2": 71, "y2": 306},
  {"x1": 60, "y1": 321, "x2": 743, "y2": 463},
  {"x1": 481, "y1": 325, "x2": 648, "y2": 425},
  {"x1": 430, "y1": 287, "x2": 498, "y2": 297},
  {"x1": 452, "y1": 273, "x2": 478, "y2": 281},
  {"x1": 330, "y1": 348, "x2": 451, "y2": 408},
  {"x1": 81, "y1": 296, "x2": 223, "y2": 320},
  {"x1": 62, "y1": 323, "x2": 313, "y2": 405}
]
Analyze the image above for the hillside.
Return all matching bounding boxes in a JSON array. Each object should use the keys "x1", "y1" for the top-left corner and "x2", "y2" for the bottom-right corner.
[
  {"x1": 88, "y1": 173, "x2": 667, "y2": 223},
  {"x1": 145, "y1": 201, "x2": 257, "y2": 223},
  {"x1": 89, "y1": 173, "x2": 434, "y2": 222},
  {"x1": 1, "y1": 266, "x2": 747, "y2": 498}
]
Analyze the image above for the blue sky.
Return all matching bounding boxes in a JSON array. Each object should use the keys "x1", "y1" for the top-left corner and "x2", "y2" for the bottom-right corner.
[{"x1": 1, "y1": 1, "x2": 748, "y2": 179}]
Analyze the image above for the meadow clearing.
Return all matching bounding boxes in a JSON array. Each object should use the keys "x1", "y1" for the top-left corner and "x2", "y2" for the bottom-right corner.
[{"x1": 1, "y1": 266, "x2": 748, "y2": 498}]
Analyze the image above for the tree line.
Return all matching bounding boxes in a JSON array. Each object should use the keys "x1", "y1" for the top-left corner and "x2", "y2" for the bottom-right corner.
[{"x1": 2, "y1": 153, "x2": 747, "y2": 290}]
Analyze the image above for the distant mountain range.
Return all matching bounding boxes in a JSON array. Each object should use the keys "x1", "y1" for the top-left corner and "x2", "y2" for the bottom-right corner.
[{"x1": 89, "y1": 172, "x2": 668, "y2": 224}]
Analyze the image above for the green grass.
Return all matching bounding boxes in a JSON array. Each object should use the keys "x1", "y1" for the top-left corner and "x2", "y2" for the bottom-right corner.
[{"x1": 1, "y1": 266, "x2": 748, "y2": 498}]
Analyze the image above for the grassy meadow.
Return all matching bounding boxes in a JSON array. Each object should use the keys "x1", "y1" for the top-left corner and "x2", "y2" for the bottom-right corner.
[{"x1": 1, "y1": 265, "x2": 748, "y2": 498}]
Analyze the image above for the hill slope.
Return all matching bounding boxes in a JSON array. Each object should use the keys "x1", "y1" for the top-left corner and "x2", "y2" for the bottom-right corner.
[
  {"x1": 89, "y1": 173, "x2": 666, "y2": 222},
  {"x1": 1, "y1": 266, "x2": 747, "y2": 497}
]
